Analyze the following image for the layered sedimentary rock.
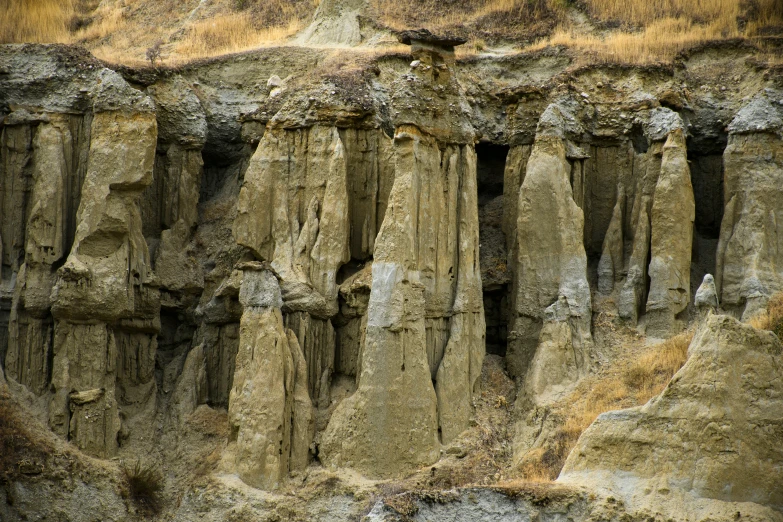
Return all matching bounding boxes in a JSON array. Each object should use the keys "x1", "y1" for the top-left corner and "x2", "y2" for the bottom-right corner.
[
  {"x1": 228, "y1": 266, "x2": 313, "y2": 489},
  {"x1": 507, "y1": 103, "x2": 592, "y2": 382},
  {"x1": 560, "y1": 314, "x2": 783, "y2": 518},
  {"x1": 717, "y1": 92, "x2": 783, "y2": 319},
  {"x1": 645, "y1": 129, "x2": 695, "y2": 336}
]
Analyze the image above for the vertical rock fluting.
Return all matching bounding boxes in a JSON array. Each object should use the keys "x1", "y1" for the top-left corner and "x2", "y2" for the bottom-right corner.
[
  {"x1": 716, "y1": 93, "x2": 783, "y2": 319},
  {"x1": 319, "y1": 127, "x2": 442, "y2": 476},
  {"x1": 228, "y1": 266, "x2": 313, "y2": 490},
  {"x1": 2, "y1": 112, "x2": 90, "y2": 397},
  {"x1": 47, "y1": 73, "x2": 160, "y2": 457},
  {"x1": 234, "y1": 125, "x2": 353, "y2": 402},
  {"x1": 645, "y1": 128, "x2": 695, "y2": 336},
  {"x1": 507, "y1": 103, "x2": 592, "y2": 382}
]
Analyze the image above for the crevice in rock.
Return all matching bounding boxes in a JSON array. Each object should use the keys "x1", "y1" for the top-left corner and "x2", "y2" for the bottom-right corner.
[{"x1": 476, "y1": 142, "x2": 510, "y2": 357}]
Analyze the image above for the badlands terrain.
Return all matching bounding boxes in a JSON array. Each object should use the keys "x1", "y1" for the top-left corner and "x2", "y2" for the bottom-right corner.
[{"x1": 1, "y1": 0, "x2": 783, "y2": 520}]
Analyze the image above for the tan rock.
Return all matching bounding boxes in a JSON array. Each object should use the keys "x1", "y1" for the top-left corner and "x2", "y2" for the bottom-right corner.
[
  {"x1": 618, "y1": 195, "x2": 652, "y2": 324},
  {"x1": 508, "y1": 114, "x2": 591, "y2": 380},
  {"x1": 560, "y1": 314, "x2": 783, "y2": 517},
  {"x1": 48, "y1": 322, "x2": 120, "y2": 458},
  {"x1": 597, "y1": 186, "x2": 624, "y2": 294},
  {"x1": 646, "y1": 129, "x2": 694, "y2": 336},
  {"x1": 717, "y1": 95, "x2": 783, "y2": 319},
  {"x1": 229, "y1": 268, "x2": 313, "y2": 489},
  {"x1": 320, "y1": 128, "x2": 443, "y2": 477}
]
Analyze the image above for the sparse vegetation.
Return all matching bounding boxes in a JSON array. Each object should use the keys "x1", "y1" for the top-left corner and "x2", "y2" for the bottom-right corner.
[
  {"x1": 518, "y1": 329, "x2": 693, "y2": 481},
  {"x1": 123, "y1": 460, "x2": 164, "y2": 516},
  {"x1": 0, "y1": 0, "x2": 74, "y2": 44},
  {"x1": 1, "y1": 0, "x2": 780, "y2": 64},
  {"x1": 748, "y1": 292, "x2": 783, "y2": 338},
  {"x1": 146, "y1": 40, "x2": 163, "y2": 67}
]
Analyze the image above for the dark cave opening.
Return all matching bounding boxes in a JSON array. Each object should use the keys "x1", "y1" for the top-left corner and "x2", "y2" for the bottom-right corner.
[{"x1": 476, "y1": 142, "x2": 511, "y2": 357}]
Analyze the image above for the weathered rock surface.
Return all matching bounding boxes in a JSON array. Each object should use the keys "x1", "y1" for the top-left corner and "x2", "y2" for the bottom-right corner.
[
  {"x1": 228, "y1": 267, "x2": 313, "y2": 489},
  {"x1": 560, "y1": 313, "x2": 783, "y2": 518},
  {"x1": 507, "y1": 103, "x2": 592, "y2": 381},
  {"x1": 717, "y1": 92, "x2": 783, "y2": 319},
  {"x1": 645, "y1": 128, "x2": 695, "y2": 337}
]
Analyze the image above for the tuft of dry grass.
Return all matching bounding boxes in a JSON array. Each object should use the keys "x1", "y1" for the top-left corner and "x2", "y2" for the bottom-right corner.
[
  {"x1": 123, "y1": 460, "x2": 165, "y2": 516},
  {"x1": 748, "y1": 292, "x2": 783, "y2": 337},
  {"x1": 518, "y1": 330, "x2": 693, "y2": 481}
]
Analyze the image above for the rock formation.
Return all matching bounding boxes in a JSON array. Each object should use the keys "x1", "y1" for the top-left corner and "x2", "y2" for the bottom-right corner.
[
  {"x1": 645, "y1": 128, "x2": 695, "y2": 336},
  {"x1": 695, "y1": 273, "x2": 719, "y2": 316},
  {"x1": 228, "y1": 265, "x2": 313, "y2": 489},
  {"x1": 717, "y1": 92, "x2": 783, "y2": 320},
  {"x1": 560, "y1": 314, "x2": 783, "y2": 519},
  {"x1": 507, "y1": 102, "x2": 592, "y2": 382},
  {"x1": 1, "y1": 36, "x2": 783, "y2": 522}
]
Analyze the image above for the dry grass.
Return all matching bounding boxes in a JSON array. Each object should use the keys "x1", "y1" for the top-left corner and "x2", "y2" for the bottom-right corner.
[
  {"x1": 525, "y1": 0, "x2": 783, "y2": 63},
  {"x1": 532, "y1": 18, "x2": 739, "y2": 64},
  {"x1": 748, "y1": 292, "x2": 783, "y2": 337},
  {"x1": 0, "y1": 388, "x2": 53, "y2": 482},
  {"x1": 1, "y1": 0, "x2": 781, "y2": 64},
  {"x1": 373, "y1": 0, "x2": 565, "y2": 42},
  {"x1": 0, "y1": 0, "x2": 74, "y2": 44},
  {"x1": 172, "y1": 13, "x2": 303, "y2": 59},
  {"x1": 518, "y1": 329, "x2": 693, "y2": 481}
]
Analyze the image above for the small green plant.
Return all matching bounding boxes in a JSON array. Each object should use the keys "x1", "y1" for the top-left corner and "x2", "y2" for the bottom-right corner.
[{"x1": 123, "y1": 460, "x2": 164, "y2": 516}]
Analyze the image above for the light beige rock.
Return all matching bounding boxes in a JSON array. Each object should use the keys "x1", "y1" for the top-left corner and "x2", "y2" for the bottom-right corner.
[
  {"x1": 717, "y1": 95, "x2": 783, "y2": 319},
  {"x1": 560, "y1": 314, "x2": 783, "y2": 517},
  {"x1": 45, "y1": 106, "x2": 160, "y2": 457},
  {"x1": 434, "y1": 144, "x2": 485, "y2": 444},
  {"x1": 597, "y1": 186, "x2": 624, "y2": 294},
  {"x1": 618, "y1": 195, "x2": 652, "y2": 324},
  {"x1": 234, "y1": 125, "x2": 350, "y2": 303},
  {"x1": 51, "y1": 110, "x2": 158, "y2": 322},
  {"x1": 508, "y1": 116, "x2": 591, "y2": 380},
  {"x1": 48, "y1": 322, "x2": 120, "y2": 458},
  {"x1": 228, "y1": 268, "x2": 313, "y2": 489},
  {"x1": 320, "y1": 127, "x2": 442, "y2": 477},
  {"x1": 646, "y1": 129, "x2": 694, "y2": 336},
  {"x1": 695, "y1": 273, "x2": 719, "y2": 316},
  {"x1": 523, "y1": 297, "x2": 583, "y2": 405}
]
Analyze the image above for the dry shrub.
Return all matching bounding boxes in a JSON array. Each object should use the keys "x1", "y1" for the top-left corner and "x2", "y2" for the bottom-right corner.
[
  {"x1": 372, "y1": 0, "x2": 564, "y2": 41},
  {"x1": 0, "y1": 0, "x2": 74, "y2": 44},
  {"x1": 0, "y1": 390, "x2": 51, "y2": 482}
]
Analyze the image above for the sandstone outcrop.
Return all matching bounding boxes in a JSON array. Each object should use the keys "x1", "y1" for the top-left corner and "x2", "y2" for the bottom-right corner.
[
  {"x1": 717, "y1": 92, "x2": 783, "y2": 319},
  {"x1": 321, "y1": 122, "x2": 484, "y2": 475},
  {"x1": 3, "y1": 38, "x2": 783, "y2": 521},
  {"x1": 560, "y1": 314, "x2": 783, "y2": 518}
]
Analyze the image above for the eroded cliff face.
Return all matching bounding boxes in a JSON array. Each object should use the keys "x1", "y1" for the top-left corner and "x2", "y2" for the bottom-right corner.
[{"x1": 1, "y1": 39, "x2": 783, "y2": 522}]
